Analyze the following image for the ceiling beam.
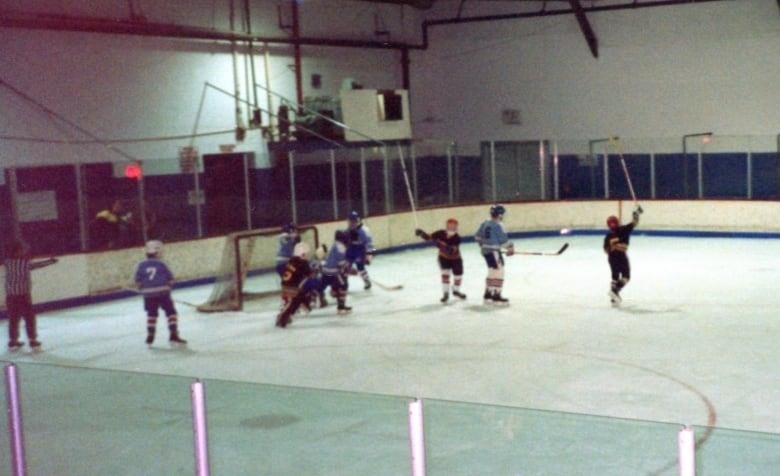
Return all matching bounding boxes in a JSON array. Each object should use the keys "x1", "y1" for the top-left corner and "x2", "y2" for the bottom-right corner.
[{"x1": 568, "y1": 0, "x2": 599, "y2": 58}]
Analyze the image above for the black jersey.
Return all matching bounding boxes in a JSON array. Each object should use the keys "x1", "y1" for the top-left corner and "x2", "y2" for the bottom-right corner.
[
  {"x1": 281, "y1": 256, "x2": 312, "y2": 288},
  {"x1": 603, "y1": 223, "x2": 636, "y2": 254},
  {"x1": 423, "y1": 230, "x2": 461, "y2": 260}
]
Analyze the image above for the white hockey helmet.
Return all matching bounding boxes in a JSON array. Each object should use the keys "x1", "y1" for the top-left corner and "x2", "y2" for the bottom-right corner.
[
  {"x1": 145, "y1": 240, "x2": 163, "y2": 256},
  {"x1": 314, "y1": 244, "x2": 328, "y2": 261},
  {"x1": 293, "y1": 242, "x2": 310, "y2": 259}
]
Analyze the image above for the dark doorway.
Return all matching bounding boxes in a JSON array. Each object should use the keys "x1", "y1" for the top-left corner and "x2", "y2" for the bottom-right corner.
[{"x1": 203, "y1": 152, "x2": 254, "y2": 235}]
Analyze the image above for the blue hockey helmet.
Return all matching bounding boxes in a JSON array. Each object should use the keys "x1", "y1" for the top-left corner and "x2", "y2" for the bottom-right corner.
[
  {"x1": 283, "y1": 222, "x2": 297, "y2": 234},
  {"x1": 348, "y1": 211, "x2": 361, "y2": 223},
  {"x1": 490, "y1": 204, "x2": 506, "y2": 218}
]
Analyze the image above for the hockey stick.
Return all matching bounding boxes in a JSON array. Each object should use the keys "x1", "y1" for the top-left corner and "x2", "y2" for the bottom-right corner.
[
  {"x1": 608, "y1": 137, "x2": 642, "y2": 212},
  {"x1": 514, "y1": 243, "x2": 569, "y2": 256},
  {"x1": 371, "y1": 278, "x2": 403, "y2": 291},
  {"x1": 121, "y1": 287, "x2": 199, "y2": 308},
  {"x1": 396, "y1": 143, "x2": 419, "y2": 229}
]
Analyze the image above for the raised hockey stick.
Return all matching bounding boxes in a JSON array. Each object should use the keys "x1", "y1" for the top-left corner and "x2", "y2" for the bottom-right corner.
[
  {"x1": 608, "y1": 137, "x2": 643, "y2": 212},
  {"x1": 371, "y1": 278, "x2": 403, "y2": 291},
  {"x1": 396, "y1": 143, "x2": 419, "y2": 229},
  {"x1": 514, "y1": 243, "x2": 569, "y2": 256}
]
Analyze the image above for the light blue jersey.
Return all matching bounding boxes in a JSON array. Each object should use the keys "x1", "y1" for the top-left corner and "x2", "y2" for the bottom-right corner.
[
  {"x1": 135, "y1": 258, "x2": 174, "y2": 297},
  {"x1": 323, "y1": 242, "x2": 348, "y2": 275},
  {"x1": 276, "y1": 233, "x2": 297, "y2": 265},
  {"x1": 475, "y1": 220, "x2": 511, "y2": 254}
]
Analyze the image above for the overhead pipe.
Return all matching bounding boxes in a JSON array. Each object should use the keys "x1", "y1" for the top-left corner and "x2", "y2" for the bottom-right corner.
[
  {"x1": 422, "y1": 0, "x2": 725, "y2": 31},
  {"x1": 0, "y1": 0, "x2": 726, "y2": 52},
  {"x1": 291, "y1": 0, "x2": 304, "y2": 108},
  {"x1": 244, "y1": 0, "x2": 259, "y2": 112},
  {"x1": 0, "y1": 12, "x2": 414, "y2": 49},
  {"x1": 229, "y1": 0, "x2": 245, "y2": 139}
]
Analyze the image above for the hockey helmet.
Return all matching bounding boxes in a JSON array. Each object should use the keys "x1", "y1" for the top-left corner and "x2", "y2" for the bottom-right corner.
[
  {"x1": 348, "y1": 210, "x2": 361, "y2": 223},
  {"x1": 145, "y1": 240, "x2": 163, "y2": 256},
  {"x1": 335, "y1": 229, "x2": 351, "y2": 245},
  {"x1": 490, "y1": 204, "x2": 506, "y2": 218},
  {"x1": 293, "y1": 242, "x2": 310, "y2": 259},
  {"x1": 314, "y1": 244, "x2": 328, "y2": 261},
  {"x1": 283, "y1": 222, "x2": 298, "y2": 234},
  {"x1": 607, "y1": 215, "x2": 620, "y2": 230}
]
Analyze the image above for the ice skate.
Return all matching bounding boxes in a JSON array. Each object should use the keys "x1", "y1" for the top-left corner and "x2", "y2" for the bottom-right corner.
[
  {"x1": 337, "y1": 304, "x2": 352, "y2": 315},
  {"x1": 452, "y1": 290, "x2": 467, "y2": 300},
  {"x1": 145, "y1": 334, "x2": 155, "y2": 346},
  {"x1": 30, "y1": 341, "x2": 42, "y2": 353},
  {"x1": 169, "y1": 334, "x2": 187, "y2": 346},
  {"x1": 276, "y1": 312, "x2": 292, "y2": 328},
  {"x1": 8, "y1": 341, "x2": 24, "y2": 352},
  {"x1": 491, "y1": 292, "x2": 509, "y2": 306},
  {"x1": 319, "y1": 292, "x2": 328, "y2": 308},
  {"x1": 440, "y1": 292, "x2": 449, "y2": 303},
  {"x1": 483, "y1": 290, "x2": 492, "y2": 304},
  {"x1": 609, "y1": 290, "x2": 622, "y2": 307},
  {"x1": 363, "y1": 280, "x2": 372, "y2": 290}
]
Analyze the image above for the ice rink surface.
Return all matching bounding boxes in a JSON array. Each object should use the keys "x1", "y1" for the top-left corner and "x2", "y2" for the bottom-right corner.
[{"x1": 3, "y1": 234, "x2": 780, "y2": 475}]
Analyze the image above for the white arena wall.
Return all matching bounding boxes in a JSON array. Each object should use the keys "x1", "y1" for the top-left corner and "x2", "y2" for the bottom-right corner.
[{"x1": 2, "y1": 199, "x2": 780, "y2": 314}]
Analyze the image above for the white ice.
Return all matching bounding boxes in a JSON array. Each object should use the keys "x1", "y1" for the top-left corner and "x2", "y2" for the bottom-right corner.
[{"x1": 2, "y1": 234, "x2": 780, "y2": 475}]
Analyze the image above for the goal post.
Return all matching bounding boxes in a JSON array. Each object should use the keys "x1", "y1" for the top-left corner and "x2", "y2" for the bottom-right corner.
[{"x1": 196, "y1": 225, "x2": 319, "y2": 312}]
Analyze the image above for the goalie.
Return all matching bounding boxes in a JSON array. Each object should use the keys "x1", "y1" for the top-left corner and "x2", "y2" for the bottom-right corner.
[{"x1": 416, "y1": 218, "x2": 466, "y2": 303}]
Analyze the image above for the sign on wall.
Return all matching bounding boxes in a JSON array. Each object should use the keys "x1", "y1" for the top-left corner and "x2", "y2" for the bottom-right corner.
[
  {"x1": 17, "y1": 190, "x2": 58, "y2": 222},
  {"x1": 501, "y1": 109, "x2": 522, "y2": 125}
]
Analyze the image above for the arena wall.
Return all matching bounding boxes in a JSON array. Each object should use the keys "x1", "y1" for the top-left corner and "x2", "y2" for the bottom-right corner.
[{"x1": 3, "y1": 199, "x2": 780, "y2": 317}]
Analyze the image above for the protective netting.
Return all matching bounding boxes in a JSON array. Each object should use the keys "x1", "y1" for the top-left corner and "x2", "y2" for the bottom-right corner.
[{"x1": 196, "y1": 226, "x2": 319, "y2": 312}]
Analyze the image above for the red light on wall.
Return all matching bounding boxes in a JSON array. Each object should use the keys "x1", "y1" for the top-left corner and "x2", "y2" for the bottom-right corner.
[{"x1": 125, "y1": 162, "x2": 143, "y2": 180}]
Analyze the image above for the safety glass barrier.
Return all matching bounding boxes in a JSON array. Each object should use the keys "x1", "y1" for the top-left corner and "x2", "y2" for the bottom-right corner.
[
  {"x1": 423, "y1": 398, "x2": 780, "y2": 475},
  {"x1": 202, "y1": 378, "x2": 410, "y2": 475},
  {"x1": 0, "y1": 361, "x2": 194, "y2": 475},
  {"x1": 290, "y1": 147, "x2": 340, "y2": 225},
  {"x1": 2, "y1": 134, "x2": 778, "y2": 257},
  {"x1": 4, "y1": 361, "x2": 780, "y2": 475},
  {"x1": 409, "y1": 140, "x2": 455, "y2": 208},
  {"x1": 141, "y1": 156, "x2": 202, "y2": 243}
]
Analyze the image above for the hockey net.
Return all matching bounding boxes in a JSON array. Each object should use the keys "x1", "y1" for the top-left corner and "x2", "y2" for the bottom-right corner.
[{"x1": 196, "y1": 226, "x2": 319, "y2": 312}]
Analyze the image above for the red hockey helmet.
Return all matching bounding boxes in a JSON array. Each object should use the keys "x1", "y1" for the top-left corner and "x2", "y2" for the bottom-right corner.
[
  {"x1": 606, "y1": 215, "x2": 620, "y2": 230},
  {"x1": 446, "y1": 217, "x2": 459, "y2": 227}
]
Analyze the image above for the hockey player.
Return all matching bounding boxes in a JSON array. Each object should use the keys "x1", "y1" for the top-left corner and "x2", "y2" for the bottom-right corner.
[
  {"x1": 3, "y1": 239, "x2": 57, "y2": 352},
  {"x1": 475, "y1": 204, "x2": 515, "y2": 305},
  {"x1": 416, "y1": 218, "x2": 467, "y2": 303},
  {"x1": 346, "y1": 211, "x2": 374, "y2": 290},
  {"x1": 604, "y1": 207, "x2": 642, "y2": 306},
  {"x1": 276, "y1": 242, "x2": 322, "y2": 328},
  {"x1": 134, "y1": 240, "x2": 187, "y2": 346},
  {"x1": 320, "y1": 230, "x2": 353, "y2": 315},
  {"x1": 275, "y1": 223, "x2": 300, "y2": 276}
]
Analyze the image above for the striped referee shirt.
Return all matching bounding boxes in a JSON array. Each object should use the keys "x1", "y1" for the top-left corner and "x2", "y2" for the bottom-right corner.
[{"x1": 4, "y1": 258, "x2": 32, "y2": 296}]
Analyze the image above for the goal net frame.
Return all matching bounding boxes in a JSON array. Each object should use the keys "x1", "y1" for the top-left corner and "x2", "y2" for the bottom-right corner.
[{"x1": 196, "y1": 225, "x2": 319, "y2": 312}]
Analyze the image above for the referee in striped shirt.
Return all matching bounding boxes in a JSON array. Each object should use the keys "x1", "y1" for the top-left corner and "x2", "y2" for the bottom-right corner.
[{"x1": 4, "y1": 239, "x2": 56, "y2": 351}]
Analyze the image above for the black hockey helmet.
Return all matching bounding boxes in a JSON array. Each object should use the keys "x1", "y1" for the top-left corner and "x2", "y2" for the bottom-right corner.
[{"x1": 335, "y1": 229, "x2": 350, "y2": 245}]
